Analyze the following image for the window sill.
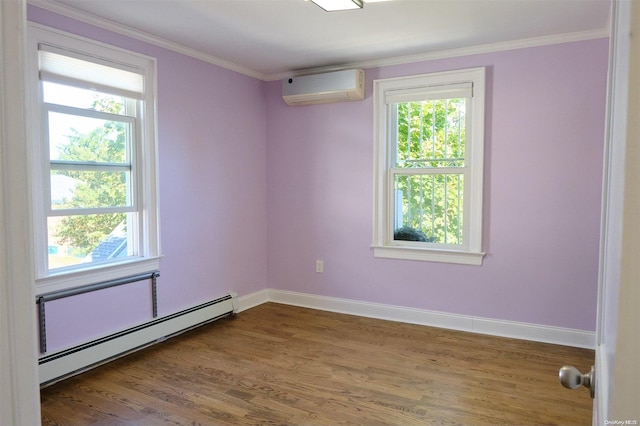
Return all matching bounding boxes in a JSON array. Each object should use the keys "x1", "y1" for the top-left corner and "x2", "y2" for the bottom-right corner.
[
  {"x1": 35, "y1": 256, "x2": 161, "y2": 296},
  {"x1": 372, "y1": 245, "x2": 485, "y2": 265}
]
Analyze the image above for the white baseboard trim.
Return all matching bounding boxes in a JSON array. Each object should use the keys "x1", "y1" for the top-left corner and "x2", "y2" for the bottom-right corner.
[
  {"x1": 237, "y1": 289, "x2": 270, "y2": 313},
  {"x1": 237, "y1": 289, "x2": 595, "y2": 349}
]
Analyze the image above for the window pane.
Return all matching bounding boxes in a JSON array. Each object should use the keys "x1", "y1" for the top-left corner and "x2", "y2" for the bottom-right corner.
[
  {"x1": 393, "y1": 174, "x2": 464, "y2": 245},
  {"x1": 50, "y1": 170, "x2": 131, "y2": 209},
  {"x1": 394, "y1": 98, "x2": 466, "y2": 168},
  {"x1": 47, "y1": 111, "x2": 130, "y2": 163},
  {"x1": 43, "y1": 81, "x2": 128, "y2": 115},
  {"x1": 47, "y1": 213, "x2": 133, "y2": 270}
]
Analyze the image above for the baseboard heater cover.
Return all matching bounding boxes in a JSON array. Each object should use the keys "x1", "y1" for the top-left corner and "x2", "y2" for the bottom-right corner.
[{"x1": 39, "y1": 292, "x2": 238, "y2": 386}]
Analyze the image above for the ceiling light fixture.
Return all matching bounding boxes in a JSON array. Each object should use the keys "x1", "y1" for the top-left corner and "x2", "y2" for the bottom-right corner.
[{"x1": 310, "y1": 0, "x2": 363, "y2": 12}]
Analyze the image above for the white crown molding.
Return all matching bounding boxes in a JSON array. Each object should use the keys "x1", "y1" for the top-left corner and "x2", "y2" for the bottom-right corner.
[
  {"x1": 266, "y1": 27, "x2": 610, "y2": 81},
  {"x1": 238, "y1": 288, "x2": 595, "y2": 349},
  {"x1": 27, "y1": 0, "x2": 267, "y2": 81},
  {"x1": 29, "y1": 0, "x2": 608, "y2": 83}
]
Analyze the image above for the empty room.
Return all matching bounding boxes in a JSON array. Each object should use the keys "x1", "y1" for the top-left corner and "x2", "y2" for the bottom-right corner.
[{"x1": 1, "y1": 0, "x2": 638, "y2": 425}]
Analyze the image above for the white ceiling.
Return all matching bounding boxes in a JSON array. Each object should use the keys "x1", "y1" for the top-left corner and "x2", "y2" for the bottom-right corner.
[{"x1": 33, "y1": 0, "x2": 611, "y2": 81}]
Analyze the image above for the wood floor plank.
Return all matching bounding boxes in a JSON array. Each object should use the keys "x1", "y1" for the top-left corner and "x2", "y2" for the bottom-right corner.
[{"x1": 41, "y1": 303, "x2": 594, "y2": 425}]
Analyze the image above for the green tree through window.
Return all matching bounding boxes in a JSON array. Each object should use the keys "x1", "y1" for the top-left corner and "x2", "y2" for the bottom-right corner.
[
  {"x1": 393, "y1": 98, "x2": 466, "y2": 245},
  {"x1": 48, "y1": 89, "x2": 132, "y2": 261}
]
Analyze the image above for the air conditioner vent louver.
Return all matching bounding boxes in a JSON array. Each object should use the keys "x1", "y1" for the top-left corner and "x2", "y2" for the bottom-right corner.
[{"x1": 282, "y1": 69, "x2": 365, "y2": 106}]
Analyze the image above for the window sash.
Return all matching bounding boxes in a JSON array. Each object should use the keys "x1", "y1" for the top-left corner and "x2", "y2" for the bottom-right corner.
[
  {"x1": 389, "y1": 98, "x2": 469, "y2": 170},
  {"x1": 390, "y1": 167, "x2": 466, "y2": 176},
  {"x1": 49, "y1": 206, "x2": 137, "y2": 217},
  {"x1": 388, "y1": 169, "x2": 469, "y2": 249},
  {"x1": 50, "y1": 160, "x2": 132, "y2": 172},
  {"x1": 44, "y1": 102, "x2": 137, "y2": 215},
  {"x1": 46, "y1": 212, "x2": 138, "y2": 273}
]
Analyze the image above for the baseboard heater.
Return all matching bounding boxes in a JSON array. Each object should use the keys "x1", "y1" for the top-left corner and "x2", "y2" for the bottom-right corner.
[{"x1": 39, "y1": 292, "x2": 238, "y2": 386}]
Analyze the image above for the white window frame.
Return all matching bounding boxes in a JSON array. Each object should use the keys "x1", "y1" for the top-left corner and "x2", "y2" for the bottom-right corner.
[
  {"x1": 372, "y1": 67, "x2": 486, "y2": 265},
  {"x1": 27, "y1": 24, "x2": 161, "y2": 295}
]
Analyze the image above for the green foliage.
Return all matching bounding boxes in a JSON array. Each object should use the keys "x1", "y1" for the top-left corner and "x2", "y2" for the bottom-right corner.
[
  {"x1": 396, "y1": 99, "x2": 465, "y2": 167},
  {"x1": 394, "y1": 99, "x2": 466, "y2": 244},
  {"x1": 53, "y1": 97, "x2": 128, "y2": 256}
]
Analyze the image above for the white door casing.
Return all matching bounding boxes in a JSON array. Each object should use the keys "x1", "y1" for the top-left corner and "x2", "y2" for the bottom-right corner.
[
  {"x1": 594, "y1": 0, "x2": 640, "y2": 423},
  {"x1": 0, "y1": 0, "x2": 42, "y2": 424}
]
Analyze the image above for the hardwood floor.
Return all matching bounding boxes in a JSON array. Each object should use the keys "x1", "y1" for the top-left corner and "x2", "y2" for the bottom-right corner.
[{"x1": 40, "y1": 303, "x2": 595, "y2": 425}]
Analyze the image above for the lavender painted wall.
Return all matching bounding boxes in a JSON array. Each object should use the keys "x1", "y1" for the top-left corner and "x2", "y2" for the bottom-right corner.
[
  {"x1": 29, "y1": 6, "x2": 268, "y2": 352},
  {"x1": 29, "y1": 5, "x2": 608, "y2": 353},
  {"x1": 265, "y1": 39, "x2": 608, "y2": 331}
]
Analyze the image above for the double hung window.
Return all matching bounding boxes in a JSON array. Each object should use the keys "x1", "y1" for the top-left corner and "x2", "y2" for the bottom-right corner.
[
  {"x1": 28, "y1": 25, "x2": 160, "y2": 292},
  {"x1": 373, "y1": 68, "x2": 486, "y2": 265}
]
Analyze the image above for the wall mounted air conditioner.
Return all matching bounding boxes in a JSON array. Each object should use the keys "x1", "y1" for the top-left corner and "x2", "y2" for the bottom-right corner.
[{"x1": 282, "y1": 69, "x2": 365, "y2": 106}]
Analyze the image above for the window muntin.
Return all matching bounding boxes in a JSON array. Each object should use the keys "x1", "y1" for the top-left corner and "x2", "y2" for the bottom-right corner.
[
  {"x1": 29, "y1": 25, "x2": 160, "y2": 292},
  {"x1": 373, "y1": 68, "x2": 485, "y2": 265}
]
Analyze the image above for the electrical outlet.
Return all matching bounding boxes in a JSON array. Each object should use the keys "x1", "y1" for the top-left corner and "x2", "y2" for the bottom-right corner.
[{"x1": 316, "y1": 260, "x2": 324, "y2": 273}]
